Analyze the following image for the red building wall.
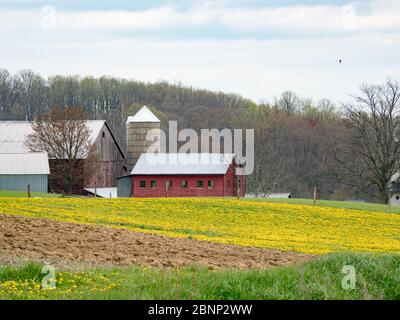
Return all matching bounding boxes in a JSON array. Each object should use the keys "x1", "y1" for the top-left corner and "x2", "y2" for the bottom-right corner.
[{"x1": 132, "y1": 165, "x2": 245, "y2": 198}]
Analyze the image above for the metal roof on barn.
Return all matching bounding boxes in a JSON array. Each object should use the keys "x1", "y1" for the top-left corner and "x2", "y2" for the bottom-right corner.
[
  {"x1": 390, "y1": 182, "x2": 400, "y2": 193},
  {"x1": 131, "y1": 153, "x2": 235, "y2": 175},
  {"x1": 84, "y1": 187, "x2": 118, "y2": 198},
  {"x1": 0, "y1": 152, "x2": 50, "y2": 175},
  {"x1": 266, "y1": 193, "x2": 292, "y2": 198},
  {"x1": 0, "y1": 120, "x2": 110, "y2": 156},
  {"x1": 126, "y1": 105, "x2": 160, "y2": 123}
]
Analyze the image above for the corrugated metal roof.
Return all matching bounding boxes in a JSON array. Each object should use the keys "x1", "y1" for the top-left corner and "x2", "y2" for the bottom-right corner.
[
  {"x1": 266, "y1": 193, "x2": 292, "y2": 198},
  {"x1": 126, "y1": 105, "x2": 160, "y2": 123},
  {"x1": 0, "y1": 152, "x2": 50, "y2": 175},
  {"x1": 131, "y1": 153, "x2": 235, "y2": 175},
  {"x1": 0, "y1": 120, "x2": 106, "y2": 156},
  {"x1": 84, "y1": 187, "x2": 117, "y2": 198}
]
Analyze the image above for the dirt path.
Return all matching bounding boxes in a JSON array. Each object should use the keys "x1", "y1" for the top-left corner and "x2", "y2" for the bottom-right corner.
[{"x1": 0, "y1": 214, "x2": 311, "y2": 269}]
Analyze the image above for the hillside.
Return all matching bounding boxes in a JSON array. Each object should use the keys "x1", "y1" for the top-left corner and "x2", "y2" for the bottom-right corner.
[{"x1": 0, "y1": 69, "x2": 349, "y2": 199}]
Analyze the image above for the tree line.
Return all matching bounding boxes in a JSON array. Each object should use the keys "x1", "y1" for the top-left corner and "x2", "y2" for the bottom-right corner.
[{"x1": 1, "y1": 68, "x2": 399, "y2": 203}]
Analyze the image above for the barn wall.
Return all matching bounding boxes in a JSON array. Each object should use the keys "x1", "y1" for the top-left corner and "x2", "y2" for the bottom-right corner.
[
  {"x1": 132, "y1": 174, "x2": 229, "y2": 198},
  {"x1": 86, "y1": 123, "x2": 126, "y2": 188},
  {"x1": 391, "y1": 193, "x2": 400, "y2": 206},
  {"x1": 131, "y1": 163, "x2": 245, "y2": 198},
  {"x1": 48, "y1": 123, "x2": 126, "y2": 193},
  {"x1": 117, "y1": 175, "x2": 132, "y2": 198},
  {"x1": 225, "y1": 164, "x2": 246, "y2": 197},
  {"x1": 0, "y1": 174, "x2": 48, "y2": 193},
  {"x1": 48, "y1": 159, "x2": 85, "y2": 194}
]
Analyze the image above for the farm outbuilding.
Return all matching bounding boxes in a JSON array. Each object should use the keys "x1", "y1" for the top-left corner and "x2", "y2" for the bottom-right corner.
[
  {"x1": 390, "y1": 182, "x2": 400, "y2": 206},
  {"x1": 266, "y1": 193, "x2": 292, "y2": 199},
  {"x1": 126, "y1": 153, "x2": 245, "y2": 198},
  {"x1": 116, "y1": 175, "x2": 133, "y2": 198},
  {"x1": 84, "y1": 187, "x2": 118, "y2": 198},
  {"x1": 0, "y1": 120, "x2": 126, "y2": 194},
  {"x1": 0, "y1": 152, "x2": 50, "y2": 193}
]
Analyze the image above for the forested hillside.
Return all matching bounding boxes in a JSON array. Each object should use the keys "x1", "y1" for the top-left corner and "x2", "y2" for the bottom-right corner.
[{"x1": 1, "y1": 69, "x2": 394, "y2": 202}]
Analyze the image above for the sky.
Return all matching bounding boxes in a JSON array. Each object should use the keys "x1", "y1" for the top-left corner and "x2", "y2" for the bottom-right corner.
[{"x1": 1, "y1": 0, "x2": 400, "y2": 104}]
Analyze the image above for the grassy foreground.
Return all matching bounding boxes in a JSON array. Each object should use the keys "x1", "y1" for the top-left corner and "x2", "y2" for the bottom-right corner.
[
  {"x1": 0, "y1": 190, "x2": 60, "y2": 198},
  {"x1": 0, "y1": 197, "x2": 399, "y2": 254},
  {"x1": 0, "y1": 254, "x2": 399, "y2": 300}
]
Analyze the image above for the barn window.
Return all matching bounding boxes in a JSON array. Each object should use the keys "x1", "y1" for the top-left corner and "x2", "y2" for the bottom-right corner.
[
  {"x1": 150, "y1": 181, "x2": 156, "y2": 189},
  {"x1": 166, "y1": 180, "x2": 172, "y2": 189},
  {"x1": 396, "y1": 195, "x2": 399, "y2": 200},
  {"x1": 102, "y1": 131, "x2": 105, "y2": 138},
  {"x1": 208, "y1": 180, "x2": 214, "y2": 189},
  {"x1": 140, "y1": 180, "x2": 146, "y2": 188},
  {"x1": 227, "y1": 180, "x2": 230, "y2": 187},
  {"x1": 181, "y1": 180, "x2": 188, "y2": 189},
  {"x1": 197, "y1": 180, "x2": 203, "y2": 188}
]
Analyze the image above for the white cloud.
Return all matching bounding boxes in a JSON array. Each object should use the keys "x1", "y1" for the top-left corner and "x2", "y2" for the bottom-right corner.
[
  {"x1": 219, "y1": 2, "x2": 400, "y2": 32},
  {"x1": 2, "y1": 34, "x2": 400, "y2": 103},
  {"x1": 59, "y1": 7, "x2": 180, "y2": 30},
  {"x1": 0, "y1": 6, "x2": 214, "y2": 34},
  {"x1": 1, "y1": 1, "x2": 400, "y2": 103},
  {"x1": 2, "y1": 1, "x2": 400, "y2": 33}
]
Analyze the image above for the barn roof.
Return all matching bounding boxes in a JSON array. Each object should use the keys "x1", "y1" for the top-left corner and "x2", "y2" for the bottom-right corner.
[
  {"x1": 266, "y1": 193, "x2": 292, "y2": 199},
  {"x1": 0, "y1": 120, "x2": 124, "y2": 159},
  {"x1": 131, "y1": 153, "x2": 235, "y2": 175},
  {"x1": 0, "y1": 152, "x2": 50, "y2": 175},
  {"x1": 390, "y1": 182, "x2": 400, "y2": 193},
  {"x1": 126, "y1": 105, "x2": 160, "y2": 123},
  {"x1": 84, "y1": 187, "x2": 118, "y2": 198}
]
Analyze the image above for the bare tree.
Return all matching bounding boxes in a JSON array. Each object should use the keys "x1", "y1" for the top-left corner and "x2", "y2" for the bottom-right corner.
[
  {"x1": 24, "y1": 107, "x2": 95, "y2": 194},
  {"x1": 14, "y1": 70, "x2": 48, "y2": 120},
  {"x1": 0, "y1": 69, "x2": 18, "y2": 120},
  {"x1": 274, "y1": 91, "x2": 300, "y2": 113},
  {"x1": 250, "y1": 112, "x2": 289, "y2": 196},
  {"x1": 333, "y1": 79, "x2": 400, "y2": 203}
]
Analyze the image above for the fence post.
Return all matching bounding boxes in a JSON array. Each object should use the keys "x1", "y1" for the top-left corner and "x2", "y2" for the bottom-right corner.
[
  {"x1": 27, "y1": 185, "x2": 31, "y2": 198},
  {"x1": 237, "y1": 179, "x2": 240, "y2": 199},
  {"x1": 313, "y1": 186, "x2": 317, "y2": 206}
]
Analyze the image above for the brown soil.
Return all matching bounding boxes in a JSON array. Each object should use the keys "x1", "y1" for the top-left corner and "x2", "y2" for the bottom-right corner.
[{"x1": 0, "y1": 214, "x2": 311, "y2": 269}]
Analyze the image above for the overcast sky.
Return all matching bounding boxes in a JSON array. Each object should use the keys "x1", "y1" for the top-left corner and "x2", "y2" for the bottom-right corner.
[{"x1": 1, "y1": 0, "x2": 400, "y2": 104}]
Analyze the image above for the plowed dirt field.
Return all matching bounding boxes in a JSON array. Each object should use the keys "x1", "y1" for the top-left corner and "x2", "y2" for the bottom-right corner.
[{"x1": 0, "y1": 214, "x2": 311, "y2": 269}]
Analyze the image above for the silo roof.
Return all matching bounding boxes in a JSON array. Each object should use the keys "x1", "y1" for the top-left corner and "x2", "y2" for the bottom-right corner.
[
  {"x1": 0, "y1": 152, "x2": 50, "y2": 175},
  {"x1": 126, "y1": 106, "x2": 161, "y2": 123}
]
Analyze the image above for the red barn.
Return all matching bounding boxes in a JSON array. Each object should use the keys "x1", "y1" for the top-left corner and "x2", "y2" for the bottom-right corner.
[{"x1": 129, "y1": 153, "x2": 245, "y2": 198}]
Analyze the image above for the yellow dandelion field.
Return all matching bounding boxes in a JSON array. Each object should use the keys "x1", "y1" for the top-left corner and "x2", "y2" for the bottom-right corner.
[{"x1": 0, "y1": 197, "x2": 399, "y2": 254}]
